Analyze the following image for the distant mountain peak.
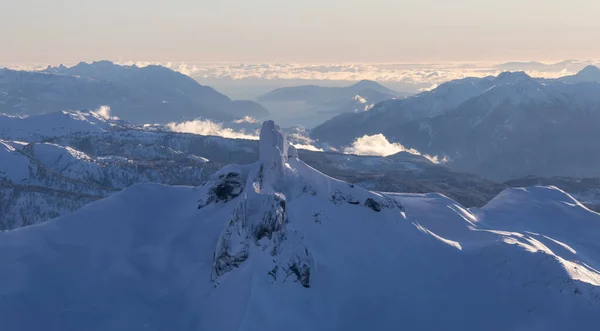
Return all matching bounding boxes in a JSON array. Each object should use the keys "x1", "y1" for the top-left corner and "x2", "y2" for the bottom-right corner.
[
  {"x1": 576, "y1": 65, "x2": 600, "y2": 79},
  {"x1": 494, "y1": 71, "x2": 532, "y2": 84},
  {"x1": 82, "y1": 60, "x2": 118, "y2": 67},
  {"x1": 352, "y1": 79, "x2": 382, "y2": 88},
  {"x1": 350, "y1": 79, "x2": 397, "y2": 94},
  {"x1": 579, "y1": 64, "x2": 600, "y2": 73},
  {"x1": 560, "y1": 65, "x2": 600, "y2": 82}
]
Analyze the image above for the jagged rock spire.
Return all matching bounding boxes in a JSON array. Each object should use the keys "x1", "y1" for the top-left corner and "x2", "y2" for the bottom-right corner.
[
  {"x1": 259, "y1": 120, "x2": 288, "y2": 165},
  {"x1": 259, "y1": 120, "x2": 297, "y2": 186}
]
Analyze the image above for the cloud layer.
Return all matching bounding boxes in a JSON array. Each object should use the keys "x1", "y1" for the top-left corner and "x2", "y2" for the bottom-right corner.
[
  {"x1": 343, "y1": 133, "x2": 447, "y2": 164},
  {"x1": 5, "y1": 61, "x2": 596, "y2": 94},
  {"x1": 166, "y1": 119, "x2": 325, "y2": 152},
  {"x1": 120, "y1": 61, "x2": 596, "y2": 88}
]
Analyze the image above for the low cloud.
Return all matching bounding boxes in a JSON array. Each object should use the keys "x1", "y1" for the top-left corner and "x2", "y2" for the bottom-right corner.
[
  {"x1": 286, "y1": 127, "x2": 324, "y2": 152},
  {"x1": 93, "y1": 105, "x2": 119, "y2": 120},
  {"x1": 353, "y1": 95, "x2": 367, "y2": 104},
  {"x1": 166, "y1": 119, "x2": 324, "y2": 152},
  {"x1": 290, "y1": 143, "x2": 323, "y2": 152},
  {"x1": 343, "y1": 133, "x2": 447, "y2": 164},
  {"x1": 166, "y1": 119, "x2": 259, "y2": 140},
  {"x1": 233, "y1": 116, "x2": 259, "y2": 124},
  {"x1": 4, "y1": 61, "x2": 594, "y2": 91},
  {"x1": 154, "y1": 62, "x2": 591, "y2": 88}
]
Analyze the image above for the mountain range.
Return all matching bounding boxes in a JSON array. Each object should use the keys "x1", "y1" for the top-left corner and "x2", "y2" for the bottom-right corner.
[
  {"x1": 4, "y1": 109, "x2": 600, "y2": 229},
  {"x1": 0, "y1": 61, "x2": 269, "y2": 124},
  {"x1": 0, "y1": 110, "x2": 498, "y2": 229},
  {"x1": 495, "y1": 60, "x2": 594, "y2": 72},
  {"x1": 1, "y1": 120, "x2": 600, "y2": 330},
  {"x1": 312, "y1": 66, "x2": 600, "y2": 180}
]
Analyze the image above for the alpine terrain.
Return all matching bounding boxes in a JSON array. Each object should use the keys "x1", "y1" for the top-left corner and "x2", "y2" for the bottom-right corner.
[
  {"x1": 0, "y1": 61, "x2": 269, "y2": 124},
  {"x1": 1, "y1": 121, "x2": 600, "y2": 330},
  {"x1": 312, "y1": 67, "x2": 600, "y2": 180}
]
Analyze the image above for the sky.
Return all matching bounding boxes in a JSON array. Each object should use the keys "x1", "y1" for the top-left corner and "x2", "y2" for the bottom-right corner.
[{"x1": 1, "y1": 0, "x2": 600, "y2": 64}]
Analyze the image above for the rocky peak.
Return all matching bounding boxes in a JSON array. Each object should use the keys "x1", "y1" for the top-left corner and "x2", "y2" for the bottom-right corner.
[
  {"x1": 494, "y1": 71, "x2": 532, "y2": 85},
  {"x1": 258, "y1": 120, "x2": 298, "y2": 186}
]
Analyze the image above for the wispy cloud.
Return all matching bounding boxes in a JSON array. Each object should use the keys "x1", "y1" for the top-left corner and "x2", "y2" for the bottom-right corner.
[
  {"x1": 93, "y1": 105, "x2": 119, "y2": 120},
  {"x1": 166, "y1": 119, "x2": 259, "y2": 140},
  {"x1": 233, "y1": 116, "x2": 259, "y2": 124},
  {"x1": 343, "y1": 133, "x2": 447, "y2": 164},
  {"x1": 165, "y1": 118, "x2": 323, "y2": 151}
]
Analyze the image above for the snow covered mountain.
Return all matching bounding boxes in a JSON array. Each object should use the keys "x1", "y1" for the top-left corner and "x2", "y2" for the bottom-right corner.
[
  {"x1": 0, "y1": 68, "x2": 124, "y2": 116},
  {"x1": 312, "y1": 70, "x2": 600, "y2": 180},
  {"x1": 43, "y1": 61, "x2": 269, "y2": 121},
  {"x1": 0, "y1": 61, "x2": 269, "y2": 124},
  {"x1": 505, "y1": 176, "x2": 600, "y2": 212},
  {"x1": 0, "y1": 109, "x2": 133, "y2": 141},
  {"x1": 1, "y1": 120, "x2": 599, "y2": 330},
  {"x1": 0, "y1": 134, "x2": 209, "y2": 229},
  {"x1": 1, "y1": 110, "x2": 596, "y2": 230},
  {"x1": 311, "y1": 72, "x2": 528, "y2": 146}
]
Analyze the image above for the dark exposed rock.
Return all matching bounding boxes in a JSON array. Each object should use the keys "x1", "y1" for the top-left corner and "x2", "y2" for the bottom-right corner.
[
  {"x1": 364, "y1": 198, "x2": 382, "y2": 212},
  {"x1": 287, "y1": 261, "x2": 311, "y2": 288},
  {"x1": 253, "y1": 195, "x2": 286, "y2": 242},
  {"x1": 213, "y1": 249, "x2": 249, "y2": 279},
  {"x1": 199, "y1": 172, "x2": 244, "y2": 208}
]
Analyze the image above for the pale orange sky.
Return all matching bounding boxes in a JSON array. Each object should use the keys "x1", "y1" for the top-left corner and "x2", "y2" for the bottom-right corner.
[{"x1": 1, "y1": 0, "x2": 600, "y2": 64}]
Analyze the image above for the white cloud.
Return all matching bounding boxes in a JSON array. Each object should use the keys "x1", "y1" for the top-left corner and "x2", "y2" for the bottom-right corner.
[
  {"x1": 290, "y1": 143, "x2": 323, "y2": 152},
  {"x1": 344, "y1": 134, "x2": 419, "y2": 156},
  {"x1": 233, "y1": 116, "x2": 259, "y2": 124},
  {"x1": 4, "y1": 61, "x2": 595, "y2": 89},
  {"x1": 353, "y1": 95, "x2": 367, "y2": 104},
  {"x1": 343, "y1": 133, "x2": 447, "y2": 164},
  {"x1": 286, "y1": 128, "x2": 324, "y2": 152},
  {"x1": 93, "y1": 105, "x2": 119, "y2": 120},
  {"x1": 166, "y1": 119, "x2": 259, "y2": 140},
  {"x1": 173, "y1": 62, "x2": 592, "y2": 87},
  {"x1": 166, "y1": 119, "x2": 324, "y2": 152}
]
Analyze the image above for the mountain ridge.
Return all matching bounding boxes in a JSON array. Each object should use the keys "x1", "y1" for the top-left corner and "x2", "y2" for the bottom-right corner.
[
  {"x1": 312, "y1": 69, "x2": 600, "y2": 179},
  {"x1": 1, "y1": 61, "x2": 269, "y2": 124}
]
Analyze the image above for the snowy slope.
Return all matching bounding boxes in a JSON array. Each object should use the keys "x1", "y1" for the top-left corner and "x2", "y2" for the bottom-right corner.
[
  {"x1": 1, "y1": 121, "x2": 599, "y2": 330},
  {"x1": 311, "y1": 75, "x2": 498, "y2": 146},
  {"x1": 0, "y1": 134, "x2": 210, "y2": 229},
  {"x1": 0, "y1": 140, "x2": 32, "y2": 183},
  {"x1": 0, "y1": 68, "x2": 124, "y2": 117},
  {"x1": 0, "y1": 110, "x2": 126, "y2": 142}
]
